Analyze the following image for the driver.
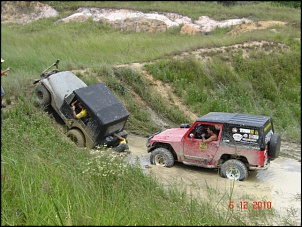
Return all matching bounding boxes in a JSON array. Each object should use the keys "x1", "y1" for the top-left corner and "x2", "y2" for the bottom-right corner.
[
  {"x1": 194, "y1": 125, "x2": 208, "y2": 139},
  {"x1": 71, "y1": 100, "x2": 89, "y2": 120},
  {"x1": 200, "y1": 125, "x2": 218, "y2": 143}
]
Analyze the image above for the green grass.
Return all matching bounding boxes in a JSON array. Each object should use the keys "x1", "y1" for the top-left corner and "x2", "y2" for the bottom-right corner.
[
  {"x1": 1, "y1": 1, "x2": 301, "y2": 226},
  {"x1": 2, "y1": 101, "x2": 285, "y2": 225}
]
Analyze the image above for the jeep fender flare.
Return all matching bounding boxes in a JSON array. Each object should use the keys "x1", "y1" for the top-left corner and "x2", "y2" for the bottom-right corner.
[{"x1": 149, "y1": 143, "x2": 176, "y2": 157}]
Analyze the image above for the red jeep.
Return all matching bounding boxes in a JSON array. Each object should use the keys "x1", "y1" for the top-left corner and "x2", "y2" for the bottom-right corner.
[{"x1": 146, "y1": 112, "x2": 281, "y2": 181}]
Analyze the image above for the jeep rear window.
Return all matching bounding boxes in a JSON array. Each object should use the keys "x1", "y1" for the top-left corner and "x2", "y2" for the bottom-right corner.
[
  {"x1": 229, "y1": 125, "x2": 260, "y2": 145},
  {"x1": 105, "y1": 120, "x2": 127, "y2": 136}
]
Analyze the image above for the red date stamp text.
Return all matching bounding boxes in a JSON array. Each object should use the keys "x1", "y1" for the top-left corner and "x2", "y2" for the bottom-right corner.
[{"x1": 229, "y1": 201, "x2": 272, "y2": 210}]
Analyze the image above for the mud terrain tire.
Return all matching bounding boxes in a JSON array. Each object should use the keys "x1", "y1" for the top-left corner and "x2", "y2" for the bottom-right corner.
[
  {"x1": 220, "y1": 159, "x2": 248, "y2": 181},
  {"x1": 67, "y1": 129, "x2": 85, "y2": 147},
  {"x1": 268, "y1": 133, "x2": 281, "y2": 160},
  {"x1": 150, "y1": 147, "x2": 174, "y2": 167},
  {"x1": 36, "y1": 84, "x2": 51, "y2": 106}
]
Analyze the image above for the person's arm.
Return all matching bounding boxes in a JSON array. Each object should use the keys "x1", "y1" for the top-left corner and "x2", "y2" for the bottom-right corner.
[
  {"x1": 71, "y1": 105, "x2": 78, "y2": 119},
  {"x1": 201, "y1": 134, "x2": 217, "y2": 143},
  {"x1": 113, "y1": 132, "x2": 124, "y2": 141},
  {"x1": 1, "y1": 67, "x2": 10, "y2": 76},
  {"x1": 71, "y1": 100, "x2": 79, "y2": 119},
  {"x1": 71, "y1": 100, "x2": 78, "y2": 107}
]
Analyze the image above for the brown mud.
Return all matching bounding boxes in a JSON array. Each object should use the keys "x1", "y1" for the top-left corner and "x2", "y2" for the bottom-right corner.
[{"x1": 126, "y1": 134, "x2": 301, "y2": 225}]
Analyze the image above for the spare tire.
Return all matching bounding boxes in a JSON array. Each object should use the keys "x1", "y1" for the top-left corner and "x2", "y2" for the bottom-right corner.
[{"x1": 268, "y1": 133, "x2": 281, "y2": 160}]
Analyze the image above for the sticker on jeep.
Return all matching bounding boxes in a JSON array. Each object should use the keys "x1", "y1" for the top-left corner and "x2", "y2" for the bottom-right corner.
[
  {"x1": 199, "y1": 142, "x2": 207, "y2": 150},
  {"x1": 233, "y1": 133, "x2": 243, "y2": 141},
  {"x1": 264, "y1": 122, "x2": 272, "y2": 133},
  {"x1": 240, "y1": 128, "x2": 251, "y2": 133}
]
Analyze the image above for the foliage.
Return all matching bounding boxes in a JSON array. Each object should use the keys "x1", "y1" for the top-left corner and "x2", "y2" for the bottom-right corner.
[{"x1": 269, "y1": 1, "x2": 301, "y2": 8}]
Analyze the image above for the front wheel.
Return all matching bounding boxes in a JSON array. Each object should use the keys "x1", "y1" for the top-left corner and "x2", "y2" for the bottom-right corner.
[
  {"x1": 220, "y1": 159, "x2": 248, "y2": 181},
  {"x1": 67, "y1": 129, "x2": 85, "y2": 147},
  {"x1": 150, "y1": 147, "x2": 174, "y2": 167},
  {"x1": 35, "y1": 84, "x2": 51, "y2": 107}
]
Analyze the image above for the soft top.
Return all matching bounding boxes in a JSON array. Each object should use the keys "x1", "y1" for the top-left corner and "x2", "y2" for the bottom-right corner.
[
  {"x1": 73, "y1": 83, "x2": 130, "y2": 125},
  {"x1": 197, "y1": 112, "x2": 271, "y2": 127}
]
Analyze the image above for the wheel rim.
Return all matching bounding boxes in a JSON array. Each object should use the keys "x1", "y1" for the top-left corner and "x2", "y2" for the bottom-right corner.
[
  {"x1": 37, "y1": 91, "x2": 43, "y2": 100},
  {"x1": 68, "y1": 134, "x2": 78, "y2": 144},
  {"x1": 154, "y1": 154, "x2": 166, "y2": 166},
  {"x1": 225, "y1": 166, "x2": 240, "y2": 180}
]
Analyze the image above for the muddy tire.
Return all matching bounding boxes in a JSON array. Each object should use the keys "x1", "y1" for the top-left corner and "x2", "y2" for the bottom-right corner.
[
  {"x1": 150, "y1": 147, "x2": 174, "y2": 167},
  {"x1": 220, "y1": 159, "x2": 248, "y2": 181},
  {"x1": 67, "y1": 129, "x2": 85, "y2": 147},
  {"x1": 35, "y1": 84, "x2": 51, "y2": 106},
  {"x1": 268, "y1": 133, "x2": 281, "y2": 160}
]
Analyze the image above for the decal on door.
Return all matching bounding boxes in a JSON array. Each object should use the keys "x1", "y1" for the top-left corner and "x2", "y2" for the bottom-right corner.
[{"x1": 199, "y1": 142, "x2": 207, "y2": 150}]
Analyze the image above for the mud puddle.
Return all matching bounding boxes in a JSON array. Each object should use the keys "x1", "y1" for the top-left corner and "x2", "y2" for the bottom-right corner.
[{"x1": 126, "y1": 134, "x2": 301, "y2": 225}]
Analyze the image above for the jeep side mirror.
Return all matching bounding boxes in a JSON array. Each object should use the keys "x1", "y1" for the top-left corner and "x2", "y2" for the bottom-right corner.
[{"x1": 190, "y1": 133, "x2": 194, "y2": 140}]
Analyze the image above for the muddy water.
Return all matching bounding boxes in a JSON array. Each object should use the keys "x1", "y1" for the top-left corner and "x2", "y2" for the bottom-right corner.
[{"x1": 126, "y1": 134, "x2": 301, "y2": 225}]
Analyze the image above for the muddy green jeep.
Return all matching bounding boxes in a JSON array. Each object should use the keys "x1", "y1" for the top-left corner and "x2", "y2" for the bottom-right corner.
[{"x1": 34, "y1": 60, "x2": 130, "y2": 148}]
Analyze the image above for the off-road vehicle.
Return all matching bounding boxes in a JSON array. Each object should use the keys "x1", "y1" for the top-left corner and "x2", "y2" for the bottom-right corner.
[
  {"x1": 146, "y1": 112, "x2": 281, "y2": 181},
  {"x1": 34, "y1": 60, "x2": 130, "y2": 148}
]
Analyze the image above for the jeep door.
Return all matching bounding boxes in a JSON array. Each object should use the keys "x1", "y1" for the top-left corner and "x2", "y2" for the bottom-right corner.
[{"x1": 182, "y1": 124, "x2": 222, "y2": 163}]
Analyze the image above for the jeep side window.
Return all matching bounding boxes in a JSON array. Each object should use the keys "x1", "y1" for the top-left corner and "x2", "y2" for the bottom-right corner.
[
  {"x1": 71, "y1": 99, "x2": 90, "y2": 123},
  {"x1": 189, "y1": 124, "x2": 207, "y2": 139},
  {"x1": 193, "y1": 124, "x2": 208, "y2": 139},
  {"x1": 191, "y1": 124, "x2": 220, "y2": 142}
]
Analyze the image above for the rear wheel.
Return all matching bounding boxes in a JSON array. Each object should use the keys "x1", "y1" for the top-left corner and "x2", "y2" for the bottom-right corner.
[
  {"x1": 220, "y1": 159, "x2": 248, "y2": 181},
  {"x1": 150, "y1": 147, "x2": 174, "y2": 167},
  {"x1": 67, "y1": 129, "x2": 85, "y2": 147},
  {"x1": 35, "y1": 84, "x2": 51, "y2": 106}
]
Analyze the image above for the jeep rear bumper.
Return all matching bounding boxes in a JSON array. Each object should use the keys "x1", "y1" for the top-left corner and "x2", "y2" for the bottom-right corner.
[{"x1": 249, "y1": 161, "x2": 270, "y2": 170}]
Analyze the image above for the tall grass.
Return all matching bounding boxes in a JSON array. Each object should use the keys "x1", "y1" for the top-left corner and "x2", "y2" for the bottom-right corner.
[{"x1": 144, "y1": 46, "x2": 301, "y2": 142}]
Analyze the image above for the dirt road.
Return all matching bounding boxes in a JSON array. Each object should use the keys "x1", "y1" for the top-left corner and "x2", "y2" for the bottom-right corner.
[{"x1": 126, "y1": 133, "x2": 301, "y2": 225}]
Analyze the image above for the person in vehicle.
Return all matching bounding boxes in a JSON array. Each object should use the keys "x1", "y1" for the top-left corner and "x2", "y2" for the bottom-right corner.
[
  {"x1": 71, "y1": 99, "x2": 88, "y2": 120},
  {"x1": 113, "y1": 132, "x2": 129, "y2": 153},
  {"x1": 201, "y1": 125, "x2": 218, "y2": 143},
  {"x1": 194, "y1": 125, "x2": 208, "y2": 139}
]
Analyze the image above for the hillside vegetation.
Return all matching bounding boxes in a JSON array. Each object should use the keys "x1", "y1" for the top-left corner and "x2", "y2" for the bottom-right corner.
[{"x1": 1, "y1": 1, "x2": 301, "y2": 226}]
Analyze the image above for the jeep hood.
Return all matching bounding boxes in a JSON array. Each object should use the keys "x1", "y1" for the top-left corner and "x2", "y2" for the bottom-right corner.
[{"x1": 151, "y1": 128, "x2": 189, "y2": 143}]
